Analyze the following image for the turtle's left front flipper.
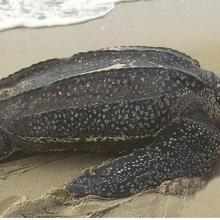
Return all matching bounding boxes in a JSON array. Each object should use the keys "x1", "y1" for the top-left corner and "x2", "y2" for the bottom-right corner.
[
  {"x1": 0, "y1": 127, "x2": 17, "y2": 161},
  {"x1": 67, "y1": 116, "x2": 220, "y2": 198}
]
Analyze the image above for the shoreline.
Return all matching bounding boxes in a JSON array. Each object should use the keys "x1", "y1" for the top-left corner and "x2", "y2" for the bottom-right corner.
[{"x1": 0, "y1": 0, "x2": 220, "y2": 78}]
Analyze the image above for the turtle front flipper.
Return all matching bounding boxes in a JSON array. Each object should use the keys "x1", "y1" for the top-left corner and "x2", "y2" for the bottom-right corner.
[
  {"x1": 67, "y1": 116, "x2": 220, "y2": 198},
  {"x1": 0, "y1": 127, "x2": 17, "y2": 161}
]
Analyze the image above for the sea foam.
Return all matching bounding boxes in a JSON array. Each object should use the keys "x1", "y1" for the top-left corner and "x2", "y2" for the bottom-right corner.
[{"x1": 0, "y1": 0, "x2": 136, "y2": 32}]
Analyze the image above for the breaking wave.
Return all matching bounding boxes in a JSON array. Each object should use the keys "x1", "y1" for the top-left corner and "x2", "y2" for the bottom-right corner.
[{"x1": 0, "y1": 0, "x2": 137, "y2": 31}]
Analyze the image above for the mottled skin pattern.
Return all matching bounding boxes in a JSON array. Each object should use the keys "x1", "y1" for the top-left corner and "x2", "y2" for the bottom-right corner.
[{"x1": 1, "y1": 46, "x2": 220, "y2": 198}]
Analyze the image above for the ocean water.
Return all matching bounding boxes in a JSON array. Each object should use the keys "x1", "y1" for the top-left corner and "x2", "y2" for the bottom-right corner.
[{"x1": 0, "y1": 0, "x2": 136, "y2": 32}]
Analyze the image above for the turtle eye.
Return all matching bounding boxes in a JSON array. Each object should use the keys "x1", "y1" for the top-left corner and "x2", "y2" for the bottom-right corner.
[
  {"x1": 215, "y1": 83, "x2": 220, "y2": 103},
  {"x1": 217, "y1": 93, "x2": 220, "y2": 103}
]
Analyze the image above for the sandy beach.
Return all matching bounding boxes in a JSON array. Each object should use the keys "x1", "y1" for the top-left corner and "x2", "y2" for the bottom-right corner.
[{"x1": 1, "y1": 0, "x2": 220, "y2": 217}]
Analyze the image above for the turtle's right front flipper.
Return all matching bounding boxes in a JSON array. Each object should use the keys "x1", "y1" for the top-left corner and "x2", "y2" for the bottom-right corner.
[
  {"x1": 67, "y1": 116, "x2": 220, "y2": 198},
  {"x1": 0, "y1": 127, "x2": 17, "y2": 161}
]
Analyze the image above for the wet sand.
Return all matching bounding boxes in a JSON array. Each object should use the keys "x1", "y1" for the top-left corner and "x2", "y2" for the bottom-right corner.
[{"x1": 1, "y1": 0, "x2": 220, "y2": 217}]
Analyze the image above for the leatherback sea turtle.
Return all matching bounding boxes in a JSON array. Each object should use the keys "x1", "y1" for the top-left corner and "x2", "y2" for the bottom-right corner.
[{"x1": 0, "y1": 46, "x2": 220, "y2": 198}]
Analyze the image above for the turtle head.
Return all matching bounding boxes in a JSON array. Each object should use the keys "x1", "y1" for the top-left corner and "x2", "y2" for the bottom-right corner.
[
  {"x1": 214, "y1": 76, "x2": 220, "y2": 104},
  {"x1": 208, "y1": 73, "x2": 220, "y2": 126},
  {"x1": 0, "y1": 128, "x2": 16, "y2": 161},
  {"x1": 196, "y1": 70, "x2": 220, "y2": 126}
]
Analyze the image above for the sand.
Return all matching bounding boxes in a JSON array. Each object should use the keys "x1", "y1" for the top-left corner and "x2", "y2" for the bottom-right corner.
[{"x1": 1, "y1": 0, "x2": 220, "y2": 217}]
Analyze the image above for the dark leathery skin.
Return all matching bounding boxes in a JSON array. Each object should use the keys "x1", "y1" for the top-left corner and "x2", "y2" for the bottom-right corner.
[{"x1": 0, "y1": 46, "x2": 220, "y2": 199}]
